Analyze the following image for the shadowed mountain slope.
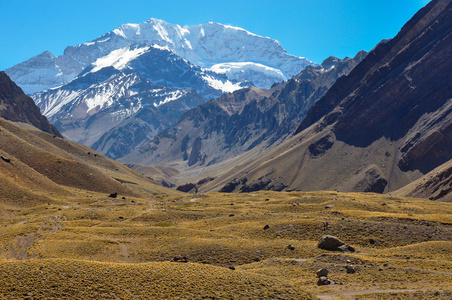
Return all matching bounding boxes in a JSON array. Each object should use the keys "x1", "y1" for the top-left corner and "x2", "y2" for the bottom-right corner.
[
  {"x1": 0, "y1": 71, "x2": 61, "y2": 137},
  {"x1": 207, "y1": 0, "x2": 452, "y2": 195}
]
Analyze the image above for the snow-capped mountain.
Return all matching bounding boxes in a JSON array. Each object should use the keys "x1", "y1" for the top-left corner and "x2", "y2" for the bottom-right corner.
[
  {"x1": 33, "y1": 67, "x2": 205, "y2": 157},
  {"x1": 32, "y1": 43, "x2": 245, "y2": 156},
  {"x1": 79, "y1": 44, "x2": 248, "y2": 99},
  {"x1": 6, "y1": 18, "x2": 315, "y2": 94},
  {"x1": 5, "y1": 17, "x2": 317, "y2": 160}
]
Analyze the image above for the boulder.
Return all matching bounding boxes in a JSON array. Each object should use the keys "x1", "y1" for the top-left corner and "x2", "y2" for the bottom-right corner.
[
  {"x1": 318, "y1": 235, "x2": 355, "y2": 252},
  {"x1": 345, "y1": 265, "x2": 356, "y2": 274},
  {"x1": 317, "y1": 276, "x2": 342, "y2": 286},
  {"x1": 171, "y1": 256, "x2": 189, "y2": 263},
  {"x1": 316, "y1": 268, "x2": 329, "y2": 278}
]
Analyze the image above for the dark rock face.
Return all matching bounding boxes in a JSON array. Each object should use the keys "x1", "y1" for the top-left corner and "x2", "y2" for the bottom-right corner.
[
  {"x1": 0, "y1": 72, "x2": 62, "y2": 137},
  {"x1": 171, "y1": 256, "x2": 189, "y2": 263},
  {"x1": 188, "y1": 137, "x2": 203, "y2": 166},
  {"x1": 297, "y1": 0, "x2": 452, "y2": 175},
  {"x1": 219, "y1": 178, "x2": 248, "y2": 193},
  {"x1": 308, "y1": 134, "x2": 334, "y2": 157}
]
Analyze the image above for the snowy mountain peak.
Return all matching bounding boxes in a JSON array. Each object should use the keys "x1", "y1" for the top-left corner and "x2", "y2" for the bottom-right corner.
[{"x1": 6, "y1": 18, "x2": 316, "y2": 93}]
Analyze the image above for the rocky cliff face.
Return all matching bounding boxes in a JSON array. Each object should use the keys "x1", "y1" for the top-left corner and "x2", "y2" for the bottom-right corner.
[
  {"x1": 296, "y1": 0, "x2": 452, "y2": 175},
  {"x1": 211, "y1": 0, "x2": 452, "y2": 194},
  {"x1": 0, "y1": 72, "x2": 61, "y2": 137},
  {"x1": 121, "y1": 51, "x2": 366, "y2": 177}
]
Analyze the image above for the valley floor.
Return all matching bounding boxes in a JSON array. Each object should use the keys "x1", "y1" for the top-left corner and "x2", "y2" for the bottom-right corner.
[{"x1": 0, "y1": 190, "x2": 451, "y2": 299}]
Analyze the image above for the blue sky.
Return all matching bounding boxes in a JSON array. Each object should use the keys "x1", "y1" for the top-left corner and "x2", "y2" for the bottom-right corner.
[{"x1": 0, "y1": 0, "x2": 429, "y2": 70}]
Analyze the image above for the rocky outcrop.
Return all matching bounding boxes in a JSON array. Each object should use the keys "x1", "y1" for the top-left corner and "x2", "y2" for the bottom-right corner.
[{"x1": 318, "y1": 235, "x2": 355, "y2": 252}]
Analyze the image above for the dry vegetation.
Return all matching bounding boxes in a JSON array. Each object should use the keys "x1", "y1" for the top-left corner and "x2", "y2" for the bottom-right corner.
[
  {"x1": 1, "y1": 119, "x2": 451, "y2": 299},
  {"x1": 0, "y1": 188, "x2": 451, "y2": 299}
]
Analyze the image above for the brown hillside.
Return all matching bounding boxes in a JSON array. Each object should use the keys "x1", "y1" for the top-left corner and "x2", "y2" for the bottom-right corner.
[{"x1": 0, "y1": 118, "x2": 181, "y2": 200}]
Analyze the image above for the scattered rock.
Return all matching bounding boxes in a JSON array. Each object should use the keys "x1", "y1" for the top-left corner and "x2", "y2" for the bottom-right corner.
[
  {"x1": 263, "y1": 225, "x2": 270, "y2": 230},
  {"x1": 325, "y1": 205, "x2": 334, "y2": 209},
  {"x1": 1, "y1": 156, "x2": 10, "y2": 163},
  {"x1": 338, "y1": 244, "x2": 355, "y2": 252},
  {"x1": 253, "y1": 258, "x2": 260, "y2": 262},
  {"x1": 287, "y1": 244, "x2": 295, "y2": 251},
  {"x1": 122, "y1": 196, "x2": 126, "y2": 200},
  {"x1": 318, "y1": 235, "x2": 355, "y2": 252},
  {"x1": 317, "y1": 276, "x2": 341, "y2": 286},
  {"x1": 316, "y1": 268, "x2": 329, "y2": 278},
  {"x1": 171, "y1": 256, "x2": 189, "y2": 263},
  {"x1": 229, "y1": 214, "x2": 235, "y2": 217},
  {"x1": 228, "y1": 266, "x2": 236, "y2": 270},
  {"x1": 345, "y1": 265, "x2": 356, "y2": 274},
  {"x1": 108, "y1": 193, "x2": 118, "y2": 198},
  {"x1": 369, "y1": 238, "x2": 381, "y2": 246}
]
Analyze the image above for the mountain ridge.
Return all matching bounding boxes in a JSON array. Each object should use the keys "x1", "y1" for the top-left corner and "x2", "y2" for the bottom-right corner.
[{"x1": 6, "y1": 18, "x2": 315, "y2": 94}]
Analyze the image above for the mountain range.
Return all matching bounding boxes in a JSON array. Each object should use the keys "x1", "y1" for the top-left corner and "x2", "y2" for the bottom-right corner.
[
  {"x1": 121, "y1": 51, "x2": 367, "y2": 185},
  {"x1": 1, "y1": 2, "x2": 452, "y2": 298},
  {"x1": 5, "y1": 19, "x2": 316, "y2": 160},
  {"x1": 6, "y1": 18, "x2": 314, "y2": 95},
  {"x1": 191, "y1": 0, "x2": 452, "y2": 198},
  {"x1": 0, "y1": 72, "x2": 175, "y2": 204},
  {"x1": 2, "y1": 0, "x2": 451, "y2": 202}
]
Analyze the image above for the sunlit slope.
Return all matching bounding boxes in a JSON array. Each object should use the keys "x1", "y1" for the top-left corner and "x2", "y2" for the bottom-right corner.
[
  {"x1": 0, "y1": 259, "x2": 313, "y2": 299},
  {"x1": 0, "y1": 118, "x2": 182, "y2": 201}
]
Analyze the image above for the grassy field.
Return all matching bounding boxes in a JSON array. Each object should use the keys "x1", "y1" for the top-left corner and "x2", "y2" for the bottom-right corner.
[{"x1": 0, "y1": 189, "x2": 451, "y2": 299}]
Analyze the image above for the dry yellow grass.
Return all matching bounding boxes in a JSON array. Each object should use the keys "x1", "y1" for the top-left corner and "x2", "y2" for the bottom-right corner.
[
  {"x1": 0, "y1": 259, "x2": 313, "y2": 299},
  {"x1": 0, "y1": 189, "x2": 451, "y2": 299}
]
